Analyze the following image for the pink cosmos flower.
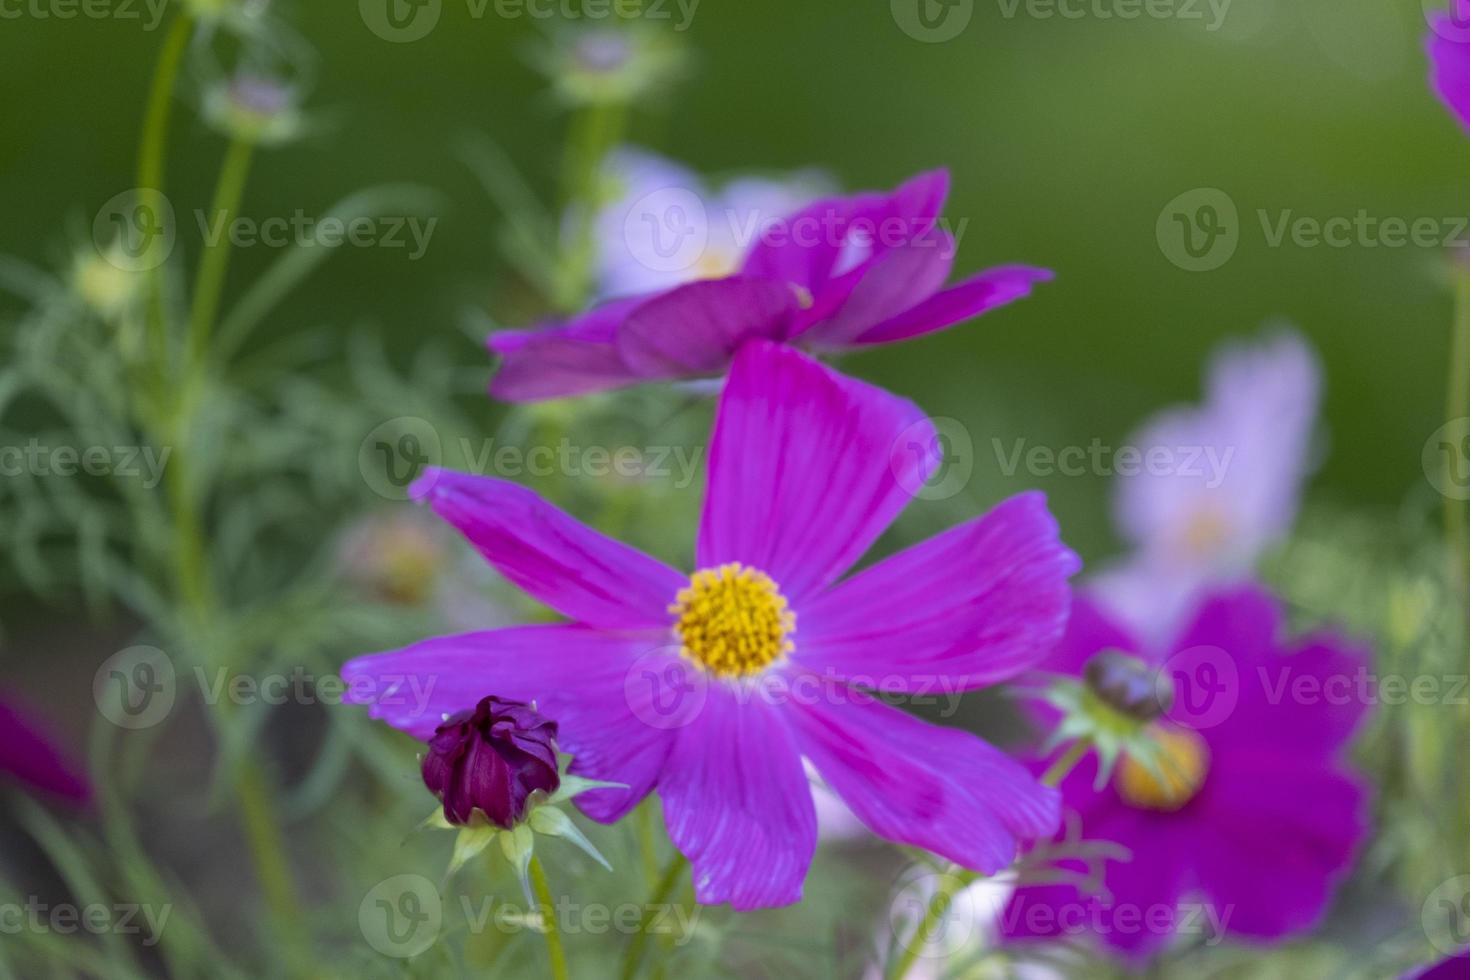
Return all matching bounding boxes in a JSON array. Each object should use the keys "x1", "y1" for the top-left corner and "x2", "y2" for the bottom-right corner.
[
  {"x1": 489, "y1": 170, "x2": 1053, "y2": 402},
  {"x1": 344, "y1": 341, "x2": 1080, "y2": 908},
  {"x1": 1093, "y1": 329, "x2": 1320, "y2": 644},
  {"x1": 1429, "y1": 1, "x2": 1470, "y2": 132},
  {"x1": 1002, "y1": 586, "x2": 1371, "y2": 962}
]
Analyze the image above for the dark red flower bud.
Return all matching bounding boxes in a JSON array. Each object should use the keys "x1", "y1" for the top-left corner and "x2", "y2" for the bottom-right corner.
[
  {"x1": 422, "y1": 695, "x2": 560, "y2": 829},
  {"x1": 1084, "y1": 650, "x2": 1170, "y2": 722}
]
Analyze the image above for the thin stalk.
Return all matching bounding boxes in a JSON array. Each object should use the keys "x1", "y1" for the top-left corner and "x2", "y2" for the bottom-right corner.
[
  {"x1": 155, "y1": 133, "x2": 307, "y2": 975},
  {"x1": 885, "y1": 737, "x2": 1093, "y2": 980},
  {"x1": 529, "y1": 856, "x2": 569, "y2": 980},
  {"x1": 186, "y1": 137, "x2": 254, "y2": 370},
  {"x1": 136, "y1": 12, "x2": 193, "y2": 367},
  {"x1": 618, "y1": 852, "x2": 688, "y2": 980},
  {"x1": 636, "y1": 800, "x2": 660, "y2": 887},
  {"x1": 553, "y1": 100, "x2": 627, "y2": 312},
  {"x1": 1041, "y1": 736, "x2": 1093, "y2": 789},
  {"x1": 1445, "y1": 267, "x2": 1470, "y2": 605}
]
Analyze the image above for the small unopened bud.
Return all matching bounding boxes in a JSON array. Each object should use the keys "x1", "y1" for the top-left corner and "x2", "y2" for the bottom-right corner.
[
  {"x1": 204, "y1": 72, "x2": 303, "y2": 145},
  {"x1": 1084, "y1": 650, "x2": 1170, "y2": 723},
  {"x1": 422, "y1": 696, "x2": 560, "y2": 829}
]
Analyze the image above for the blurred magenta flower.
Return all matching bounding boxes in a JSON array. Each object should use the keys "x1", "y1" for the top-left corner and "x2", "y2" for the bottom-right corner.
[
  {"x1": 1410, "y1": 950, "x2": 1470, "y2": 978},
  {"x1": 422, "y1": 695, "x2": 561, "y2": 829},
  {"x1": 590, "y1": 147, "x2": 832, "y2": 300},
  {"x1": 1002, "y1": 586, "x2": 1371, "y2": 962},
  {"x1": 0, "y1": 693, "x2": 91, "y2": 808},
  {"x1": 1094, "y1": 329, "x2": 1320, "y2": 643},
  {"x1": 489, "y1": 170, "x2": 1053, "y2": 402},
  {"x1": 345, "y1": 341, "x2": 1079, "y2": 908},
  {"x1": 1428, "y1": 1, "x2": 1470, "y2": 132}
]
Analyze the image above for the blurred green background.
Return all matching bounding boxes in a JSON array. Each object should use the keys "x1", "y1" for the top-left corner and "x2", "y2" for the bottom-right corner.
[{"x1": 0, "y1": 0, "x2": 1458, "y2": 566}]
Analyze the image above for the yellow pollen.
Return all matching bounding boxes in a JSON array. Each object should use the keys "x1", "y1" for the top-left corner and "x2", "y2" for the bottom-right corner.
[
  {"x1": 1116, "y1": 726, "x2": 1210, "y2": 812},
  {"x1": 1176, "y1": 504, "x2": 1232, "y2": 559},
  {"x1": 670, "y1": 563, "x2": 795, "y2": 678}
]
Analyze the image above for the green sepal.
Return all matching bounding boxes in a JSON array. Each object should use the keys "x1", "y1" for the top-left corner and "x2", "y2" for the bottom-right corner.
[
  {"x1": 530, "y1": 805, "x2": 613, "y2": 871},
  {"x1": 500, "y1": 822, "x2": 537, "y2": 906}
]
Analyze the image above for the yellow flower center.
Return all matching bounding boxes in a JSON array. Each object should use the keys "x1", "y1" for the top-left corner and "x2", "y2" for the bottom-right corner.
[
  {"x1": 670, "y1": 563, "x2": 795, "y2": 678},
  {"x1": 1116, "y1": 726, "x2": 1210, "y2": 812},
  {"x1": 1176, "y1": 504, "x2": 1232, "y2": 560}
]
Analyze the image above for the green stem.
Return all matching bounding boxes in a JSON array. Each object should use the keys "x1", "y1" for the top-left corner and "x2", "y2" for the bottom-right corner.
[
  {"x1": 553, "y1": 100, "x2": 627, "y2": 312},
  {"x1": 885, "y1": 737, "x2": 1094, "y2": 980},
  {"x1": 618, "y1": 852, "x2": 688, "y2": 980},
  {"x1": 529, "y1": 856, "x2": 569, "y2": 980},
  {"x1": 154, "y1": 131, "x2": 307, "y2": 974},
  {"x1": 186, "y1": 137, "x2": 254, "y2": 371},
  {"x1": 1041, "y1": 736, "x2": 1093, "y2": 789},
  {"x1": 136, "y1": 12, "x2": 193, "y2": 369},
  {"x1": 1445, "y1": 267, "x2": 1470, "y2": 606},
  {"x1": 635, "y1": 800, "x2": 660, "y2": 887}
]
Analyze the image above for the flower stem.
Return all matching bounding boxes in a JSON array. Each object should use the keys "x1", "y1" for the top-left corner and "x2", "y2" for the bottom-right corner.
[
  {"x1": 151, "y1": 130, "x2": 307, "y2": 975},
  {"x1": 618, "y1": 851, "x2": 688, "y2": 980},
  {"x1": 1041, "y1": 736, "x2": 1093, "y2": 789},
  {"x1": 136, "y1": 12, "x2": 192, "y2": 366},
  {"x1": 529, "y1": 855, "x2": 568, "y2": 980},
  {"x1": 552, "y1": 100, "x2": 627, "y2": 312},
  {"x1": 885, "y1": 737, "x2": 1094, "y2": 980},
  {"x1": 1445, "y1": 266, "x2": 1470, "y2": 606},
  {"x1": 186, "y1": 137, "x2": 254, "y2": 371}
]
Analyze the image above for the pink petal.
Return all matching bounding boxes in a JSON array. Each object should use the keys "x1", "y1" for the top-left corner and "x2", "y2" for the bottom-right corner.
[
  {"x1": 788, "y1": 685, "x2": 1059, "y2": 874},
  {"x1": 797, "y1": 492, "x2": 1080, "y2": 691},
  {"x1": 740, "y1": 170, "x2": 950, "y2": 294},
  {"x1": 487, "y1": 295, "x2": 647, "y2": 402},
  {"x1": 1176, "y1": 587, "x2": 1372, "y2": 762},
  {"x1": 412, "y1": 469, "x2": 686, "y2": 630},
  {"x1": 796, "y1": 232, "x2": 956, "y2": 349},
  {"x1": 657, "y1": 685, "x2": 817, "y2": 909},
  {"x1": 615, "y1": 277, "x2": 798, "y2": 378},
  {"x1": 999, "y1": 802, "x2": 1193, "y2": 963},
  {"x1": 341, "y1": 625, "x2": 679, "y2": 822},
  {"x1": 849, "y1": 265, "x2": 1055, "y2": 347},
  {"x1": 1191, "y1": 760, "x2": 1369, "y2": 940},
  {"x1": 697, "y1": 341, "x2": 937, "y2": 603}
]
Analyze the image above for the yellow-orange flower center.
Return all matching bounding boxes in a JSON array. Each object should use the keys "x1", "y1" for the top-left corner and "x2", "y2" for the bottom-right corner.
[
  {"x1": 1116, "y1": 726, "x2": 1210, "y2": 812},
  {"x1": 670, "y1": 563, "x2": 795, "y2": 678}
]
